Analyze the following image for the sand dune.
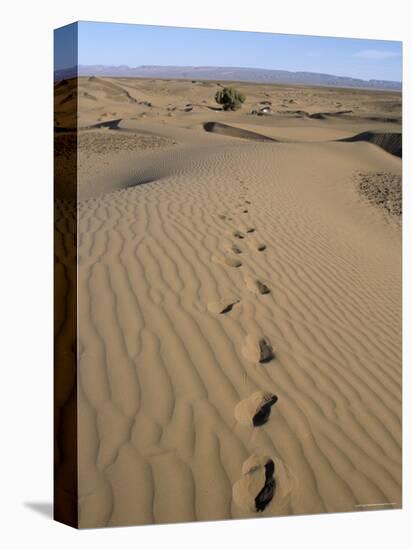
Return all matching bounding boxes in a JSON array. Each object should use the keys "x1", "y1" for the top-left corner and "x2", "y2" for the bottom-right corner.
[
  {"x1": 203, "y1": 121, "x2": 277, "y2": 142},
  {"x1": 55, "y1": 76, "x2": 402, "y2": 527},
  {"x1": 339, "y1": 131, "x2": 402, "y2": 157}
]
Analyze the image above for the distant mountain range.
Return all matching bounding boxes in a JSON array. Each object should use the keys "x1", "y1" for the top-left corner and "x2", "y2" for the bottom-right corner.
[{"x1": 54, "y1": 65, "x2": 402, "y2": 91}]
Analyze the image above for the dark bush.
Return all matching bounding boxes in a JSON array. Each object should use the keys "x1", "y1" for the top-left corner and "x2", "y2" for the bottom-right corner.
[{"x1": 215, "y1": 87, "x2": 246, "y2": 111}]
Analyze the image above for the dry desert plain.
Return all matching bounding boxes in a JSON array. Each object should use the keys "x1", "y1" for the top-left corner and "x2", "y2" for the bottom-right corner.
[{"x1": 54, "y1": 76, "x2": 402, "y2": 527}]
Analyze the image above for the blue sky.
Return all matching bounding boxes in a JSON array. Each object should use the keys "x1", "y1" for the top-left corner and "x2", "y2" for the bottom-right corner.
[
  {"x1": 59, "y1": 21, "x2": 402, "y2": 81},
  {"x1": 54, "y1": 23, "x2": 77, "y2": 73}
]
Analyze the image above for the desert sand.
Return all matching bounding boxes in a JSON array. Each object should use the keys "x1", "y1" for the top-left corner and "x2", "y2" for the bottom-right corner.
[{"x1": 54, "y1": 76, "x2": 402, "y2": 527}]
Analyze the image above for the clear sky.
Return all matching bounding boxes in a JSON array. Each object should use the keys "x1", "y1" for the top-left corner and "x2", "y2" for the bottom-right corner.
[
  {"x1": 54, "y1": 23, "x2": 77, "y2": 73},
  {"x1": 71, "y1": 21, "x2": 402, "y2": 81}
]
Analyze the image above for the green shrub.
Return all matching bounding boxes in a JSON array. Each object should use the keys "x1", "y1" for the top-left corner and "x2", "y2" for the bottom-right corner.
[{"x1": 215, "y1": 87, "x2": 246, "y2": 111}]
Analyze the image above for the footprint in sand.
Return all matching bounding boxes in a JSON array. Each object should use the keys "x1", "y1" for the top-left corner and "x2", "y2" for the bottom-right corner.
[
  {"x1": 233, "y1": 454, "x2": 276, "y2": 513},
  {"x1": 208, "y1": 299, "x2": 240, "y2": 315},
  {"x1": 242, "y1": 334, "x2": 275, "y2": 363},
  {"x1": 233, "y1": 230, "x2": 246, "y2": 240},
  {"x1": 246, "y1": 227, "x2": 256, "y2": 234},
  {"x1": 245, "y1": 200, "x2": 251, "y2": 205},
  {"x1": 230, "y1": 244, "x2": 243, "y2": 255},
  {"x1": 244, "y1": 275, "x2": 271, "y2": 295},
  {"x1": 235, "y1": 391, "x2": 278, "y2": 427},
  {"x1": 213, "y1": 254, "x2": 242, "y2": 268},
  {"x1": 218, "y1": 214, "x2": 227, "y2": 221},
  {"x1": 243, "y1": 209, "x2": 249, "y2": 214},
  {"x1": 218, "y1": 214, "x2": 233, "y2": 222},
  {"x1": 257, "y1": 244, "x2": 267, "y2": 252}
]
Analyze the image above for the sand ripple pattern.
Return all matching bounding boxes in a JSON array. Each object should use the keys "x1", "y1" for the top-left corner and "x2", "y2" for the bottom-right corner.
[{"x1": 74, "y1": 141, "x2": 401, "y2": 527}]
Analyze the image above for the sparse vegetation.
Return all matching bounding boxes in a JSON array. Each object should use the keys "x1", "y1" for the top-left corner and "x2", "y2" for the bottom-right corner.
[
  {"x1": 356, "y1": 171, "x2": 402, "y2": 217},
  {"x1": 215, "y1": 87, "x2": 246, "y2": 111}
]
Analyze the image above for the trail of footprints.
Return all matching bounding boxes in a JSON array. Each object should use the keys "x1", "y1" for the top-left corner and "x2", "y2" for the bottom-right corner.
[{"x1": 209, "y1": 177, "x2": 283, "y2": 513}]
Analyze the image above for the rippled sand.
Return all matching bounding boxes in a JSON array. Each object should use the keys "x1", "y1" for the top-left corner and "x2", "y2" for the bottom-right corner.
[{"x1": 55, "y1": 76, "x2": 402, "y2": 527}]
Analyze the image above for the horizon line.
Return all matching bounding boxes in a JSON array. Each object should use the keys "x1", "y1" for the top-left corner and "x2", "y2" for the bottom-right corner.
[{"x1": 56, "y1": 63, "x2": 402, "y2": 85}]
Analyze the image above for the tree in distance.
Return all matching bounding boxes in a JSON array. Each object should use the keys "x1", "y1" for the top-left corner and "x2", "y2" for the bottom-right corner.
[{"x1": 215, "y1": 87, "x2": 246, "y2": 111}]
